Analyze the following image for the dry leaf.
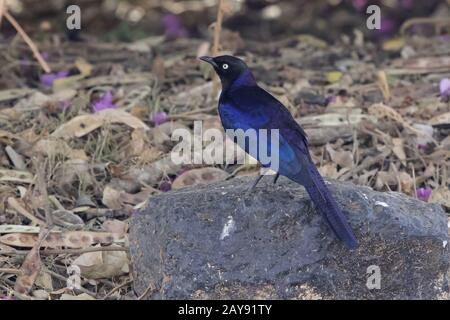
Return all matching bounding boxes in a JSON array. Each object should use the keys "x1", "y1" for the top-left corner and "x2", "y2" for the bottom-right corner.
[
  {"x1": 318, "y1": 163, "x2": 339, "y2": 179},
  {"x1": 52, "y1": 209, "x2": 84, "y2": 230},
  {"x1": 33, "y1": 139, "x2": 88, "y2": 160},
  {"x1": 392, "y1": 138, "x2": 406, "y2": 164},
  {"x1": 325, "y1": 144, "x2": 353, "y2": 168},
  {"x1": 14, "y1": 228, "x2": 49, "y2": 294},
  {"x1": 35, "y1": 269, "x2": 53, "y2": 291},
  {"x1": 102, "y1": 186, "x2": 123, "y2": 210},
  {"x1": 0, "y1": 225, "x2": 40, "y2": 234},
  {"x1": 398, "y1": 171, "x2": 413, "y2": 194},
  {"x1": 51, "y1": 109, "x2": 149, "y2": 140},
  {"x1": 72, "y1": 246, "x2": 129, "y2": 279},
  {"x1": 0, "y1": 231, "x2": 121, "y2": 248},
  {"x1": 429, "y1": 187, "x2": 450, "y2": 208},
  {"x1": 102, "y1": 220, "x2": 128, "y2": 237},
  {"x1": 172, "y1": 168, "x2": 229, "y2": 189},
  {"x1": 0, "y1": 169, "x2": 34, "y2": 184},
  {"x1": 60, "y1": 293, "x2": 96, "y2": 300}
]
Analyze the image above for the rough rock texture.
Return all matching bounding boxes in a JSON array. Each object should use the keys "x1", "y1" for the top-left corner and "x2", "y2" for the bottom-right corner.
[{"x1": 129, "y1": 177, "x2": 449, "y2": 299}]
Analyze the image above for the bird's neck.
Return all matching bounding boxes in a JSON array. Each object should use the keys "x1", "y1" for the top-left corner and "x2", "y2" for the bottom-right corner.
[{"x1": 223, "y1": 69, "x2": 256, "y2": 92}]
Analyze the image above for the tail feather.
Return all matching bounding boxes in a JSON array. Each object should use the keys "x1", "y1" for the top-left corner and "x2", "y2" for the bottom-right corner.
[{"x1": 298, "y1": 165, "x2": 358, "y2": 249}]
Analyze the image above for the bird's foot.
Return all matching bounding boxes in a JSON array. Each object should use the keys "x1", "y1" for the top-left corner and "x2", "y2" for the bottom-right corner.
[
  {"x1": 273, "y1": 172, "x2": 280, "y2": 185},
  {"x1": 246, "y1": 174, "x2": 264, "y2": 194}
]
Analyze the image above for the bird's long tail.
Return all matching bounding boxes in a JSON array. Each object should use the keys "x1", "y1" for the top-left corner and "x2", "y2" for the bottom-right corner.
[{"x1": 297, "y1": 164, "x2": 358, "y2": 249}]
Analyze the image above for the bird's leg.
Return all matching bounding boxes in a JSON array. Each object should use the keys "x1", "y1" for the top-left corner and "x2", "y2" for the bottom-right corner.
[
  {"x1": 273, "y1": 172, "x2": 280, "y2": 185},
  {"x1": 247, "y1": 174, "x2": 264, "y2": 192}
]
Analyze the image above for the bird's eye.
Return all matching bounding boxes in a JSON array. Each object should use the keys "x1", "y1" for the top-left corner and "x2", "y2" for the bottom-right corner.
[{"x1": 222, "y1": 64, "x2": 229, "y2": 70}]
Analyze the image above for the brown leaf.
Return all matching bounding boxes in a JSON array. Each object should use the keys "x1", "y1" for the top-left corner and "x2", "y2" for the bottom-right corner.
[
  {"x1": 51, "y1": 109, "x2": 149, "y2": 140},
  {"x1": 102, "y1": 220, "x2": 128, "y2": 237},
  {"x1": 325, "y1": 144, "x2": 353, "y2": 168},
  {"x1": 172, "y1": 168, "x2": 229, "y2": 189},
  {"x1": 0, "y1": 231, "x2": 121, "y2": 248},
  {"x1": 392, "y1": 138, "x2": 406, "y2": 164},
  {"x1": 72, "y1": 246, "x2": 129, "y2": 279},
  {"x1": 52, "y1": 209, "x2": 84, "y2": 230},
  {"x1": 102, "y1": 186, "x2": 123, "y2": 210},
  {"x1": 14, "y1": 227, "x2": 49, "y2": 294},
  {"x1": 429, "y1": 187, "x2": 450, "y2": 208}
]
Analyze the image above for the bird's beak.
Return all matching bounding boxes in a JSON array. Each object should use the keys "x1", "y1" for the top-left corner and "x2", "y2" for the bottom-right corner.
[{"x1": 199, "y1": 56, "x2": 218, "y2": 68}]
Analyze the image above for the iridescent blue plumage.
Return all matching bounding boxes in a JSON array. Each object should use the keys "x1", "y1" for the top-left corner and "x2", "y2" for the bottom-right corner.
[{"x1": 200, "y1": 55, "x2": 358, "y2": 249}]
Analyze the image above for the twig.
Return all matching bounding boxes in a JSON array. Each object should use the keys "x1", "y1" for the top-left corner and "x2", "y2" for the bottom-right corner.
[
  {"x1": 400, "y1": 17, "x2": 450, "y2": 35},
  {"x1": 40, "y1": 246, "x2": 128, "y2": 255},
  {"x1": 102, "y1": 279, "x2": 133, "y2": 300},
  {"x1": 34, "y1": 156, "x2": 53, "y2": 226},
  {"x1": 7, "y1": 197, "x2": 46, "y2": 225},
  {"x1": 3, "y1": 11, "x2": 51, "y2": 73},
  {"x1": 211, "y1": 0, "x2": 224, "y2": 96},
  {"x1": 0, "y1": 283, "x2": 32, "y2": 300},
  {"x1": 411, "y1": 162, "x2": 417, "y2": 199},
  {"x1": 339, "y1": 148, "x2": 392, "y2": 181},
  {"x1": 377, "y1": 70, "x2": 390, "y2": 101},
  {"x1": 45, "y1": 269, "x2": 98, "y2": 298},
  {"x1": 0, "y1": 0, "x2": 5, "y2": 28},
  {"x1": 137, "y1": 281, "x2": 156, "y2": 300},
  {"x1": 0, "y1": 268, "x2": 22, "y2": 275}
]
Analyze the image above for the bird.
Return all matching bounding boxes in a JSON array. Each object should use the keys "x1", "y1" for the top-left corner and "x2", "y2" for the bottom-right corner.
[{"x1": 200, "y1": 55, "x2": 358, "y2": 249}]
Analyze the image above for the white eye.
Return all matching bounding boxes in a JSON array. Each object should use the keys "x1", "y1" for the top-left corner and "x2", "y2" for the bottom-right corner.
[{"x1": 222, "y1": 63, "x2": 229, "y2": 70}]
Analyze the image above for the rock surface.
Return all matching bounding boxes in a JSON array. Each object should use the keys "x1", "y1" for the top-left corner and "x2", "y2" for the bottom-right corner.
[{"x1": 129, "y1": 176, "x2": 449, "y2": 299}]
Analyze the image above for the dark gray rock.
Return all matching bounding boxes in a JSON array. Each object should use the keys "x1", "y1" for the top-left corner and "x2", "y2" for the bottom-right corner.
[{"x1": 129, "y1": 177, "x2": 449, "y2": 299}]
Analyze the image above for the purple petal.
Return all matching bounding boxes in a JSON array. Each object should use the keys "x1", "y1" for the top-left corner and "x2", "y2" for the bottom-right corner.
[
  {"x1": 162, "y1": 14, "x2": 188, "y2": 39},
  {"x1": 159, "y1": 180, "x2": 172, "y2": 192},
  {"x1": 352, "y1": 0, "x2": 368, "y2": 11},
  {"x1": 92, "y1": 91, "x2": 117, "y2": 113},
  {"x1": 416, "y1": 187, "x2": 432, "y2": 201},
  {"x1": 152, "y1": 111, "x2": 168, "y2": 126},
  {"x1": 439, "y1": 78, "x2": 450, "y2": 97},
  {"x1": 40, "y1": 70, "x2": 69, "y2": 87},
  {"x1": 400, "y1": 0, "x2": 414, "y2": 9}
]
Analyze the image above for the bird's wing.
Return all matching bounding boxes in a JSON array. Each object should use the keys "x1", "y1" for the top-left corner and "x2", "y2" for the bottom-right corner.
[{"x1": 226, "y1": 85, "x2": 310, "y2": 156}]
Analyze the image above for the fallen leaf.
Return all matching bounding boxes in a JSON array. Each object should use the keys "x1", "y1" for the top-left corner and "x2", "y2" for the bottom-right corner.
[
  {"x1": 60, "y1": 293, "x2": 96, "y2": 300},
  {"x1": 35, "y1": 269, "x2": 53, "y2": 291},
  {"x1": 429, "y1": 187, "x2": 450, "y2": 208},
  {"x1": 52, "y1": 209, "x2": 84, "y2": 230},
  {"x1": 102, "y1": 220, "x2": 128, "y2": 237},
  {"x1": 51, "y1": 109, "x2": 150, "y2": 140},
  {"x1": 14, "y1": 228, "x2": 49, "y2": 294},
  {"x1": 72, "y1": 246, "x2": 129, "y2": 279},
  {"x1": 0, "y1": 225, "x2": 40, "y2": 234},
  {"x1": 33, "y1": 139, "x2": 88, "y2": 160},
  {"x1": 172, "y1": 168, "x2": 229, "y2": 189},
  {"x1": 325, "y1": 144, "x2": 353, "y2": 168},
  {"x1": 0, "y1": 231, "x2": 122, "y2": 248},
  {"x1": 392, "y1": 138, "x2": 406, "y2": 164},
  {"x1": 325, "y1": 71, "x2": 343, "y2": 83},
  {"x1": 0, "y1": 169, "x2": 34, "y2": 184},
  {"x1": 102, "y1": 186, "x2": 123, "y2": 210}
]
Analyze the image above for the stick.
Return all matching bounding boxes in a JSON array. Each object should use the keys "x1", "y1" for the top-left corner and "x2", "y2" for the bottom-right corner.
[
  {"x1": 45, "y1": 269, "x2": 98, "y2": 298},
  {"x1": 0, "y1": 0, "x2": 5, "y2": 27},
  {"x1": 102, "y1": 280, "x2": 133, "y2": 300},
  {"x1": 211, "y1": 0, "x2": 224, "y2": 96},
  {"x1": 3, "y1": 11, "x2": 51, "y2": 73},
  {"x1": 7, "y1": 197, "x2": 46, "y2": 225}
]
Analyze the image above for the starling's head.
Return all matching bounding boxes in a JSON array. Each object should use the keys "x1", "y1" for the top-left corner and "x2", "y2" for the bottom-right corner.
[{"x1": 200, "y1": 55, "x2": 251, "y2": 90}]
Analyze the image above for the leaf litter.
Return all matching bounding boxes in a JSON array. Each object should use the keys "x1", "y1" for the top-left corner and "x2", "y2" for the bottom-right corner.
[{"x1": 0, "y1": 1, "x2": 449, "y2": 300}]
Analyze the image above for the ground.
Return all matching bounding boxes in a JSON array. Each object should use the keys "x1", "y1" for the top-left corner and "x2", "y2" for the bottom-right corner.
[{"x1": 0, "y1": 0, "x2": 449, "y2": 300}]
